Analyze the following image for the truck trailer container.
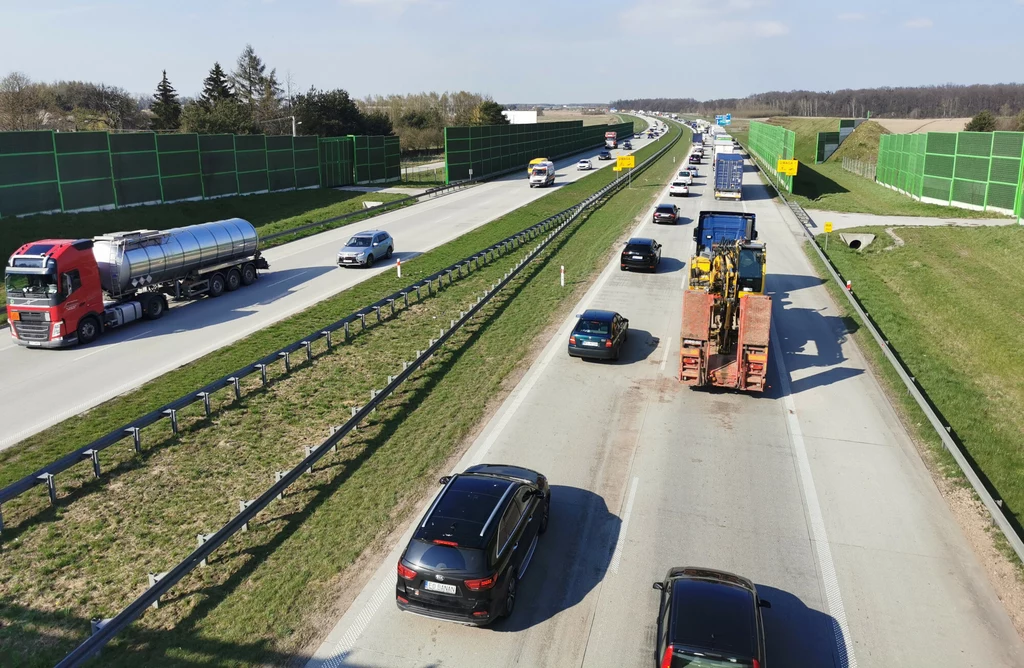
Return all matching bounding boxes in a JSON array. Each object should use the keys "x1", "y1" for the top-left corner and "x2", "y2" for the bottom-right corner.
[
  {"x1": 714, "y1": 154, "x2": 744, "y2": 200},
  {"x1": 5, "y1": 218, "x2": 269, "y2": 347}
]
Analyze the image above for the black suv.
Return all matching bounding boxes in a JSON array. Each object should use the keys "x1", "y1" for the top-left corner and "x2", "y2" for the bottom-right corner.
[
  {"x1": 620, "y1": 237, "x2": 662, "y2": 272},
  {"x1": 396, "y1": 464, "x2": 550, "y2": 625},
  {"x1": 653, "y1": 567, "x2": 771, "y2": 667}
]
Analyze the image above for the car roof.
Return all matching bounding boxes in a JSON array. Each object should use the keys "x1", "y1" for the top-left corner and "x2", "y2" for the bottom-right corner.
[
  {"x1": 626, "y1": 237, "x2": 655, "y2": 246},
  {"x1": 667, "y1": 570, "x2": 758, "y2": 657},
  {"x1": 414, "y1": 473, "x2": 520, "y2": 549},
  {"x1": 579, "y1": 309, "x2": 617, "y2": 322},
  {"x1": 656, "y1": 203, "x2": 676, "y2": 209},
  {"x1": 350, "y1": 229, "x2": 386, "y2": 237}
]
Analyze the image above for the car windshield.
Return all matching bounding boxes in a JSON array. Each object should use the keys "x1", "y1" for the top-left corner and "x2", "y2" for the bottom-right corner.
[
  {"x1": 579, "y1": 161, "x2": 588, "y2": 165},
  {"x1": 574, "y1": 319, "x2": 610, "y2": 336},
  {"x1": 346, "y1": 236, "x2": 372, "y2": 248},
  {"x1": 5, "y1": 272, "x2": 58, "y2": 297}
]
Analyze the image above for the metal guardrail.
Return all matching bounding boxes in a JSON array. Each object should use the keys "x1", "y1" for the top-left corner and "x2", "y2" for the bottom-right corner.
[
  {"x1": 742, "y1": 153, "x2": 1024, "y2": 565},
  {"x1": 53, "y1": 121, "x2": 681, "y2": 666},
  {"x1": 0, "y1": 129, "x2": 653, "y2": 529}
]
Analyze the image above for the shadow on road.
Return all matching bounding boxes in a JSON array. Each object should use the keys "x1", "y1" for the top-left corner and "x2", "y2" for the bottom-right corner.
[
  {"x1": 493, "y1": 484, "x2": 620, "y2": 633},
  {"x1": 757, "y1": 585, "x2": 851, "y2": 667}
]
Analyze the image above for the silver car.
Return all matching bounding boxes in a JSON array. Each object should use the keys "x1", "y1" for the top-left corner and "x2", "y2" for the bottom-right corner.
[{"x1": 337, "y1": 230, "x2": 394, "y2": 268}]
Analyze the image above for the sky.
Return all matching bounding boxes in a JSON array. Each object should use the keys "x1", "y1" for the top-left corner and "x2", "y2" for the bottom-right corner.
[{"x1": 2, "y1": 0, "x2": 1023, "y2": 103}]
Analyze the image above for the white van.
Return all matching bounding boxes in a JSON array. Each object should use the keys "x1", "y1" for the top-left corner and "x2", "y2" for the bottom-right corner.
[{"x1": 529, "y1": 161, "x2": 556, "y2": 187}]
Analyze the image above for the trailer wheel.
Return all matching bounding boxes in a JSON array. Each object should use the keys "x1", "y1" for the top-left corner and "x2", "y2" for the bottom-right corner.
[
  {"x1": 225, "y1": 268, "x2": 242, "y2": 292},
  {"x1": 209, "y1": 273, "x2": 226, "y2": 297},
  {"x1": 241, "y1": 263, "x2": 257, "y2": 286},
  {"x1": 141, "y1": 294, "x2": 165, "y2": 320},
  {"x1": 77, "y1": 316, "x2": 100, "y2": 345}
]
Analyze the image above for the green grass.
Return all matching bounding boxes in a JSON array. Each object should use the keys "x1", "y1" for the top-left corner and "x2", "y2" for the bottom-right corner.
[
  {"x1": 732, "y1": 118, "x2": 1007, "y2": 219},
  {"x1": 828, "y1": 120, "x2": 890, "y2": 163},
  {"x1": 0, "y1": 123, "x2": 687, "y2": 666},
  {"x1": 0, "y1": 189, "x2": 408, "y2": 326},
  {"x1": 813, "y1": 225, "x2": 1024, "y2": 531}
]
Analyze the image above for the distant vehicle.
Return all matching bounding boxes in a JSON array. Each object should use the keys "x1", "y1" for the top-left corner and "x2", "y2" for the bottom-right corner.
[
  {"x1": 692, "y1": 146, "x2": 704, "y2": 156},
  {"x1": 338, "y1": 230, "x2": 394, "y2": 268},
  {"x1": 598, "y1": 151, "x2": 613, "y2": 161},
  {"x1": 653, "y1": 203, "x2": 680, "y2": 224},
  {"x1": 529, "y1": 161, "x2": 556, "y2": 188},
  {"x1": 676, "y1": 170, "x2": 693, "y2": 185},
  {"x1": 527, "y1": 157, "x2": 549, "y2": 175},
  {"x1": 395, "y1": 464, "x2": 550, "y2": 625},
  {"x1": 620, "y1": 237, "x2": 662, "y2": 272},
  {"x1": 568, "y1": 309, "x2": 629, "y2": 361},
  {"x1": 605, "y1": 131, "x2": 618, "y2": 149},
  {"x1": 653, "y1": 567, "x2": 770, "y2": 668},
  {"x1": 689, "y1": 153, "x2": 702, "y2": 165},
  {"x1": 688, "y1": 165, "x2": 700, "y2": 177},
  {"x1": 577, "y1": 159, "x2": 593, "y2": 171},
  {"x1": 714, "y1": 154, "x2": 744, "y2": 200},
  {"x1": 669, "y1": 181, "x2": 690, "y2": 197},
  {"x1": 622, "y1": 140, "x2": 633, "y2": 150}
]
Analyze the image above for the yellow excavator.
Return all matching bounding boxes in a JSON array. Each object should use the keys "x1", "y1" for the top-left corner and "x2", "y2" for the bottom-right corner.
[{"x1": 679, "y1": 211, "x2": 771, "y2": 392}]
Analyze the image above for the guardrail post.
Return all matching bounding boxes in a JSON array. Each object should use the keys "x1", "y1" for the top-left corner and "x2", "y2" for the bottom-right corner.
[
  {"x1": 238, "y1": 500, "x2": 255, "y2": 531},
  {"x1": 303, "y1": 446, "x2": 314, "y2": 473},
  {"x1": 82, "y1": 449, "x2": 100, "y2": 478},
  {"x1": 302, "y1": 341, "x2": 312, "y2": 361},
  {"x1": 428, "y1": 279, "x2": 434, "y2": 296},
  {"x1": 274, "y1": 471, "x2": 288, "y2": 499},
  {"x1": 446, "y1": 270, "x2": 453, "y2": 285},
  {"x1": 196, "y1": 533, "x2": 215, "y2": 567},
  {"x1": 256, "y1": 364, "x2": 268, "y2": 386},
  {"x1": 197, "y1": 392, "x2": 211, "y2": 417},
  {"x1": 375, "y1": 306, "x2": 382, "y2": 323},
  {"x1": 388, "y1": 299, "x2": 395, "y2": 316},
  {"x1": 416, "y1": 285, "x2": 422, "y2": 300},
  {"x1": 402, "y1": 292, "x2": 409, "y2": 308},
  {"x1": 360, "y1": 314, "x2": 366, "y2": 330},
  {"x1": 147, "y1": 572, "x2": 168, "y2": 608},
  {"x1": 125, "y1": 427, "x2": 141, "y2": 453},
  {"x1": 163, "y1": 409, "x2": 178, "y2": 435},
  {"x1": 322, "y1": 330, "x2": 333, "y2": 349},
  {"x1": 279, "y1": 351, "x2": 291, "y2": 373}
]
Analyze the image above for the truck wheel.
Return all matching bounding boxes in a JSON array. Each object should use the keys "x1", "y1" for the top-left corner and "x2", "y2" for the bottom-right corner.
[
  {"x1": 226, "y1": 269, "x2": 242, "y2": 292},
  {"x1": 209, "y1": 273, "x2": 226, "y2": 297},
  {"x1": 77, "y1": 316, "x2": 100, "y2": 345},
  {"x1": 142, "y1": 294, "x2": 165, "y2": 320},
  {"x1": 241, "y1": 263, "x2": 257, "y2": 286}
]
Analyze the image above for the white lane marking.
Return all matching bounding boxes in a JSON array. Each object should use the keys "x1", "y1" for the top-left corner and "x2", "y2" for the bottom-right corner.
[
  {"x1": 609, "y1": 477, "x2": 639, "y2": 574},
  {"x1": 265, "y1": 268, "x2": 313, "y2": 288},
  {"x1": 316, "y1": 577, "x2": 392, "y2": 668},
  {"x1": 771, "y1": 324, "x2": 858, "y2": 668},
  {"x1": 659, "y1": 330, "x2": 672, "y2": 372},
  {"x1": 72, "y1": 329, "x2": 155, "y2": 362}
]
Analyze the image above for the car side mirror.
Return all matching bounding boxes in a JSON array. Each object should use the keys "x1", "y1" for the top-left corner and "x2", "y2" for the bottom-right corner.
[
  {"x1": 652, "y1": 582, "x2": 664, "y2": 591},
  {"x1": 439, "y1": 475, "x2": 451, "y2": 485},
  {"x1": 373, "y1": 242, "x2": 379, "y2": 247},
  {"x1": 759, "y1": 598, "x2": 771, "y2": 609}
]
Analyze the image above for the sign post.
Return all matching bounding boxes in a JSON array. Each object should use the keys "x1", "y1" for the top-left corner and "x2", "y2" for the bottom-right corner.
[
  {"x1": 617, "y1": 155, "x2": 635, "y2": 188},
  {"x1": 824, "y1": 221, "x2": 833, "y2": 252}
]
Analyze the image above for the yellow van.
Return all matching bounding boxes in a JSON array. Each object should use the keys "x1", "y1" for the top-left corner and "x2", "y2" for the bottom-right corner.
[{"x1": 528, "y1": 157, "x2": 549, "y2": 175}]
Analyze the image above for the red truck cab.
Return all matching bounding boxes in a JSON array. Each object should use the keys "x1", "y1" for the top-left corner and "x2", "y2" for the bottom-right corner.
[{"x1": 5, "y1": 238, "x2": 105, "y2": 347}]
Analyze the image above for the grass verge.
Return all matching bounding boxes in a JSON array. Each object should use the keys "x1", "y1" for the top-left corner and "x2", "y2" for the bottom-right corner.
[
  {"x1": 0, "y1": 121, "x2": 687, "y2": 666},
  {"x1": 732, "y1": 118, "x2": 1007, "y2": 219}
]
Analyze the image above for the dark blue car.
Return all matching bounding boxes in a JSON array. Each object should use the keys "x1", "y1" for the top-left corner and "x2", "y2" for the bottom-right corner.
[
  {"x1": 598, "y1": 151, "x2": 613, "y2": 160},
  {"x1": 567, "y1": 309, "x2": 629, "y2": 361}
]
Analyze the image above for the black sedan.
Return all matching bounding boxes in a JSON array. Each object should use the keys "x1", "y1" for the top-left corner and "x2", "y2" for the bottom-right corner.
[
  {"x1": 653, "y1": 567, "x2": 771, "y2": 668},
  {"x1": 653, "y1": 203, "x2": 679, "y2": 224},
  {"x1": 598, "y1": 151, "x2": 613, "y2": 161},
  {"x1": 396, "y1": 464, "x2": 550, "y2": 626},
  {"x1": 689, "y1": 153, "x2": 702, "y2": 165},
  {"x1": 620, "y1": 238, "x2": 662, "y2": 272},
  {"x1": 568, "y1": 309, "x2": 628, "y2": 361}
]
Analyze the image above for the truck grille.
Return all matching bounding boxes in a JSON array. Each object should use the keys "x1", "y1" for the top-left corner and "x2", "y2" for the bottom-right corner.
[{"x1": 14, "y1": 320, "x2": 50, "y2": 341}]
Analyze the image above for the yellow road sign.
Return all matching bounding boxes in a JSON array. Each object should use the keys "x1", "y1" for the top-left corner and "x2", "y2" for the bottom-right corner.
[
  {"x1": 617, "y1": 155, "x2": 635, "y2": 169},
  {"x1": 777, "y1": 159, "x2": 798, "y2": 176},
  {"x1": 824, "y1": 222, "x2": 833, "y2": 233},
  {"x1": 612, "y1": 166, "x2": 623, "y2": 172}
]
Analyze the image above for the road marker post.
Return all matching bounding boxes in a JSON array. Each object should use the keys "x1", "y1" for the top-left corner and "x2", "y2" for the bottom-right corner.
[
  {"x1": 560, "y1": 266, "x2": 565, "y2": 287},
  {"x1": 396, "y1": 258, "x2": 401, "y2": 278}
]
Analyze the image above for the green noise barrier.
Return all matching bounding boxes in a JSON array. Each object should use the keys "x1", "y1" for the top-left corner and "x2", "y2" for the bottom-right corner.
[{"x1": 746, "y1": 121, "x2": 796, "y2": 192}]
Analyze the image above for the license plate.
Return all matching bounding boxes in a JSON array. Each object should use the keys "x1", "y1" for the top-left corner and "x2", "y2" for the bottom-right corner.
[
  {"x1": 582, "y1": 341, "x2": 600, "y2": 347},
  {"x1": 422, "y1": 581, "x2": 457, "y2": 594},
  {"x1": 632, "y1": 255, "x2": 644, "y2": 260}
]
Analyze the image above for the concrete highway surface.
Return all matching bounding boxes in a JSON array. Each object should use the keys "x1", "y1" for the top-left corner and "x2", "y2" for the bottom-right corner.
[
  {"x1": 0, "y1": 122, "x2": 652, "y2": 450},
  {"x1": 307, "y1": 141, "x2": 1023, "y2": 667}
]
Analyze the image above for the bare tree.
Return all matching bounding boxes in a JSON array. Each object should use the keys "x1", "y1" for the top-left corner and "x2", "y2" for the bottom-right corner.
[{"x1": 0, "y1": 71, "x2": 42, "y2": 131}]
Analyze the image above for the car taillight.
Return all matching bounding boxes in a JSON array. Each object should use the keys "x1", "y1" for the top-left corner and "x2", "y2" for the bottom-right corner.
[
  {"x1": 472, "y1": 610, "x2": 489, "y2": 617},
  {"x1": 661, "y1": 645, "x2": 675, "y2": 668},
  {"x1": 569, "y1": 336, "x2": 576, "y2": 345},
  {"x1": 433, "y1": 539, "x2": 458, "y2": 546},
  {"x1": 464, "y1": 574, "x2": 497, "y2": 590},
  {"x1": 752, "y1": 661, "x2": 760, "y2": 668},
  {"x1": 397, "y1": 595, "x2": 409, "y2": 604},
  {"x1": 605, "y1": 339, "x2": 613, "y2": 348},
  {"x1": 397, "y1": 562, "x2": 416, "y2": 580}
]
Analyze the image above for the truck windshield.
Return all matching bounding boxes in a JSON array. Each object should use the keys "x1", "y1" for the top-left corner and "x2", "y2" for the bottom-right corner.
[
  {"x1": 532, "y1": 168, "x2": 548, "y2": 176},
  {"x1": 5, "y1": 272, "x2": 58, "y2": 298}
]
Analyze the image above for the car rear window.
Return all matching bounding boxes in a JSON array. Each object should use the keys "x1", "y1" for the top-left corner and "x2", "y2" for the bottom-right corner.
[
  {"x1": 656, "y1": 205, "x2": 675, "y2": 213},
  {"x1": 574, "y1": 319, "x2": 610, "y2": 335},
  {"x1": 404, "y1": 538, "x2": 486, "y2": 572},
  {"x1": 624, "y1": 244, "x2": 651, "y2": 254},
  {"x1": 670, "y1": 579, "x2": 757, "y2": 658},
  {"x1": 672, "y1": 182, "x2": 687, "y2": 188},
  {"x1": 416, "y1": 475, "x2": 513, "y2": 549}
]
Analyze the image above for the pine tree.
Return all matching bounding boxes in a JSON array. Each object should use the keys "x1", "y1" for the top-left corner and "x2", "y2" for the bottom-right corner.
[
  {"x1": 151, "y1": 70, "x2": 181, "y2": 130},
  {"x1": 230, "y1": 44, "x2": 267, "y2": 113},
  {"x1": 200, "y1": 62, "x2": 233, "y2": 108},
  {"x1": 964, "y1": 110, "x2": 996, "y2": 132}
]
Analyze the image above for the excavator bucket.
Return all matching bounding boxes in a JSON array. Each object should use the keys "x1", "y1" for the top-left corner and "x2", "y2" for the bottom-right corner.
[
  {"x1": 679, "y1": 291, "x2": 714, "y2": 385},
  {"x1": 736, "y1": 295, "x2": 772, "y2": 392}
]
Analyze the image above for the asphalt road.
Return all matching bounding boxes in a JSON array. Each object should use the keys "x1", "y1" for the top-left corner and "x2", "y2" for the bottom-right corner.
[
  {"x1": 0, "y1": 123, "x2": 653, "y2": 450},
  {"x1": 306, "y1": 140, "x2": 1024, "y2": 667}
]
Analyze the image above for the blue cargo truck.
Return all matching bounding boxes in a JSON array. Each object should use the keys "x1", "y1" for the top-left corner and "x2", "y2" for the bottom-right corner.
[
  {"x1": 714, "y1": 153, "x2": 744, "y2": 200},
  {"x1": 692, "y1": 210, "x2": 758, "y2": 256}
]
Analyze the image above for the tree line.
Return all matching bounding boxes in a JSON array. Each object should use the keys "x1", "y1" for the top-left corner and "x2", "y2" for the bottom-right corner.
[
  {"x1": 0, "y1": 46, "x2": 510, "y2": 150},
  {"x1": 613, "y1": 83, "x2": 1024, "y2": 121}
]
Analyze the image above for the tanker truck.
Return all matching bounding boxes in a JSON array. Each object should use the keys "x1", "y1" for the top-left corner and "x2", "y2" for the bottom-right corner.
[{"x1": 5, "y1": 218, "x2": 269, "y2": 347}]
